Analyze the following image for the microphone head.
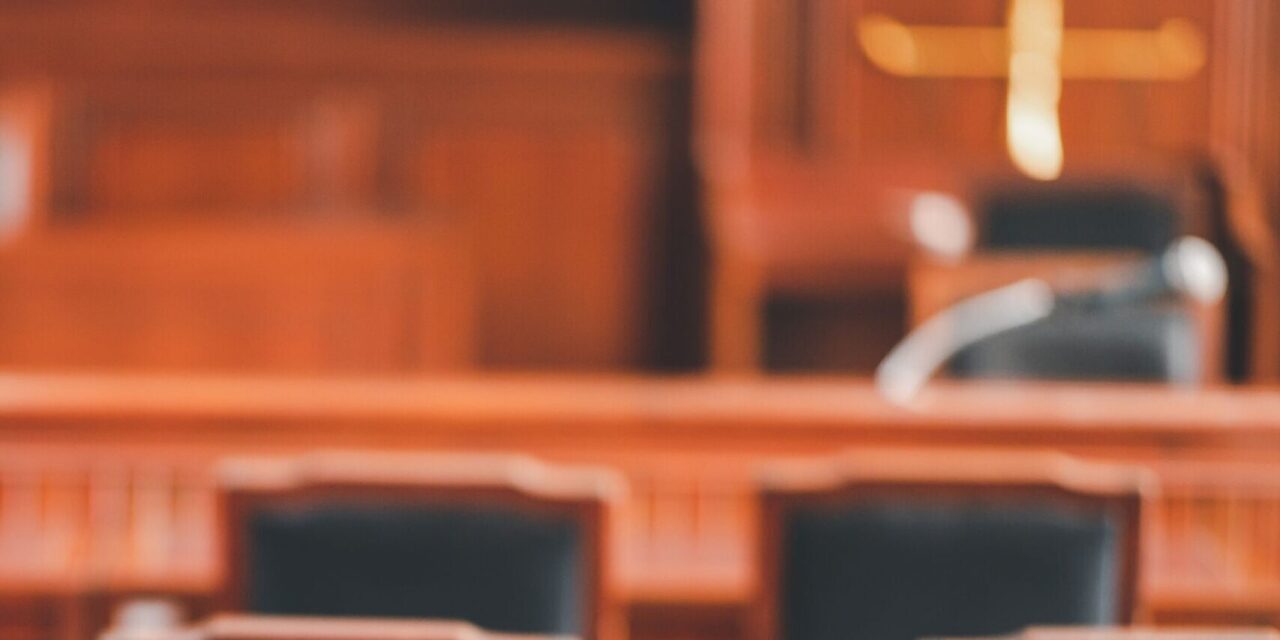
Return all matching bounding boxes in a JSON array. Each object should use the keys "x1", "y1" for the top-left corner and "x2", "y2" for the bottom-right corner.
[
  {"x1": 908, "y1": 192, "x2": 973, "y2": 260},
  {"x1": 1162, "y1": 236, "x2": 1228, "y2": 303}
]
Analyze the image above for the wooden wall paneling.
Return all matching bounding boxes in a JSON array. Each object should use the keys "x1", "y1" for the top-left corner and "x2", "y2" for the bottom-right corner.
[
  {"x1": 699, "y1": 0, "x2": 985, "y2": 372},
  {"x1": 26, "y1": 79, "x2": 387, "y2": 219},
  {"x1": 0, "y1": 6, "x2": 687, "y2": 79},
  {"x1": 822, "y1": 1, "x2": 1007, "y2": 161},
  {"x1": 831, "y1": 0, "x2": 1218, "y2": 163},
  {"x1": 410, "y1": 222, "x2": 481, "y2": 371},
  {"x1": 1208, "y1": 0, "x2": 1280, "y2": 381},
  {"x1": 695, "y1": 0, "x2": 768, "y2": 371},
  {"x1": 395, "y1": 67, "x2": 688, "y2": 369},
  {"x1": 0, "y1": 594, "x2": 66, "y2": 640},
  {"x1": 0, "y1": 223, "x2": 476, "y2": 373}
]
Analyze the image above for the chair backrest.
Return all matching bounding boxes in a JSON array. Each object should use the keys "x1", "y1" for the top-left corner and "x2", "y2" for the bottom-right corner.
[
  {"x1": 102, "y1": 613, "x2": 577, "y2": 640},
  {"x1": 752, "y1": 449, "x2": 1152, "y2": 640},
  {"x1": 217, "y1": 452, "x2": 625, "y2": 640},
  {"x1": 978, "y1": 182, "x2": 1182, "y2": 253},
  {"x1": 960, "y1": 168, "x2": 1213, "y2": 383},
  {"x1": 960, "y1": 156, "x2": 1209, "y2": 257}
]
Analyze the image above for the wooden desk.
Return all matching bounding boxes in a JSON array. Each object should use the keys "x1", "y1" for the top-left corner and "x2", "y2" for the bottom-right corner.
[
  {"x1": 102, "y1": 613, "x2": 575, "y2": 640},
  {"x1": 2, "y1": 374, "x2": 1280, "y2": 639},
  {"x1": 956, "y1": 628, "x2": 1280, "y2": 640}
]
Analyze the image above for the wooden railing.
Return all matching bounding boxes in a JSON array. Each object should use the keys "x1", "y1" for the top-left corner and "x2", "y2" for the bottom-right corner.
[
  {"x1": 4, "y1": 450, "x2": 1280, "y2": 622},
  {"x1": 2, "y1": 376, "x2": 1280, "y2": 637}
]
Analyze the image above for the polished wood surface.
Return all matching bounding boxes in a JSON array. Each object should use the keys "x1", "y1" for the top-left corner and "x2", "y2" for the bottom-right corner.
[
  {"x1": 111, "y1": 613, "x2": 575, "y2": 640},
  {"x1": 1, "y1": 373, "x2": 1279, "y2": 435},
  {"x1": 2, "y1": 375, "x2": 1280, "y2": 639},
  {"x1": 0, "y1": 222, "x2": 475, "y2": 373},
  {"x1": 972, "y1": 628, "x2": 1280, "y2": 640}
]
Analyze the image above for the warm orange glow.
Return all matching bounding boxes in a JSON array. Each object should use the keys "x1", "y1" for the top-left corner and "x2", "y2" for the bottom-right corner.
[
  {"x1": 0, "y1": 122, "x2": 32, "y2": 231},
  {"x1": 857, "y1": 2, "x2": 1208, "y2": 180},
  {"x1": 1006, "y1": 0, "x2": 1064, "y2": 181},
  {"x1": 858, "y1": 17, "x2": 1008, "y2": 78},
  {"x1": 856, "y1": 14, "x2": 1206, "y2": 81}
]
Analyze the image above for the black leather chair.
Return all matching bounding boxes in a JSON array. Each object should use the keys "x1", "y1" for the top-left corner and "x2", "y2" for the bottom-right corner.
[
  {"x1": 247, "y1": 505, "x2": 582, "y2": 632},
  {"x1": 753, "y1": 450, "x2": 1149, "y2": 640},
  {"x1": 952, "y1": 306, "x2": 1199, "y2": 383},
  {"x1": 949, "y1": 179, "x2": 1206, "y2": 383},
  {"x1": 217, "y1": 452, "x2": 625, "y2": 640}
]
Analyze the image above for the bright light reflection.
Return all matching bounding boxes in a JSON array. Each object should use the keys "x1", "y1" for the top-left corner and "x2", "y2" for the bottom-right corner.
[{"x1": 1006, "y1": 0, "x2": 1064, "y2": 181}]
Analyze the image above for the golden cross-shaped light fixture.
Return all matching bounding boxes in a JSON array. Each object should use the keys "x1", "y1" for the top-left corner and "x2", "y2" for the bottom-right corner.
[{"x1": 857, "y1": 0, "x2": 1207, "y2": 180}]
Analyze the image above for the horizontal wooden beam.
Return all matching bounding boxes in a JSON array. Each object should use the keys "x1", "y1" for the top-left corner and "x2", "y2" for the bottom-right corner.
[{"x1": 857, "y1": 15, "x2": 1207, "y2": 80}]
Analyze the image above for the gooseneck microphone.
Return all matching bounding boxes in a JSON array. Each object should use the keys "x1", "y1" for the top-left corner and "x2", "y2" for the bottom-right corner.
[{"x1": 875, "y1": 236, "x2": 1227, "y2": 407}]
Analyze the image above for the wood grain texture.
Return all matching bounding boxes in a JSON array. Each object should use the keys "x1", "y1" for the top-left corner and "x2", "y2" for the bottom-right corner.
[
  {"x1": 1, "y1": 376, "x2": 1280, "y2": 639},
  {"x1": 0, "y1": 222, "x2": 476, "y2": 373},
  {"x1": 697, "y1": 0, "x2": 1280, "y2": 373},
  {"x1": 0, "y1": 2, "x2": 693, "y2": 371}
]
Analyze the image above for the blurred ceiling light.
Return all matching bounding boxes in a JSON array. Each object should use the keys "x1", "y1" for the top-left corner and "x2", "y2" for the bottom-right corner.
[
  {"x1": 908, "y1": 192, "x2": 974, "y2": 260},
  {"x1": 0, "y1": 122, "x2": 32, "y2": 237},
  {"x1": 857, "y1": 16, "x2": 1205, "y2": 80},
  {"x1": 856, "y1": 14, "x2": 921, "y2": 77},
  {"x1": 856, "y1": 3, "x2": 1207, "y2": 181},
  {"x1": 1006, "y1": 0, "x2": 1064, "y2": 181},
  {"x1": 1163, "y1": 236, "x2": 1228, "y2": 304}
]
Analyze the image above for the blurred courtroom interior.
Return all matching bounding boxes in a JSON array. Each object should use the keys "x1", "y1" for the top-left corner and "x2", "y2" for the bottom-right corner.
[{"x1": 4, "y1": 1, "x2": 1280, "y2": 640}]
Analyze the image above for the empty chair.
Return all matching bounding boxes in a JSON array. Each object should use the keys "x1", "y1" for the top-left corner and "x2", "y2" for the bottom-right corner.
[
  {"x1": 957, "y1": 176, "x2": 1205, "y2": 382},
  {"x1": 902, "y1": 163, "x2": 1247, "y2": 385},
  {"x1": 979, "y1": 182, "x2": 1181, "y2": 253},
  {"x1": 217, "y1": 452, "x2": 625, "y2": 640},
  {"x1": 751, "y1": 449, "x2": 1152, "y2": 640}
]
